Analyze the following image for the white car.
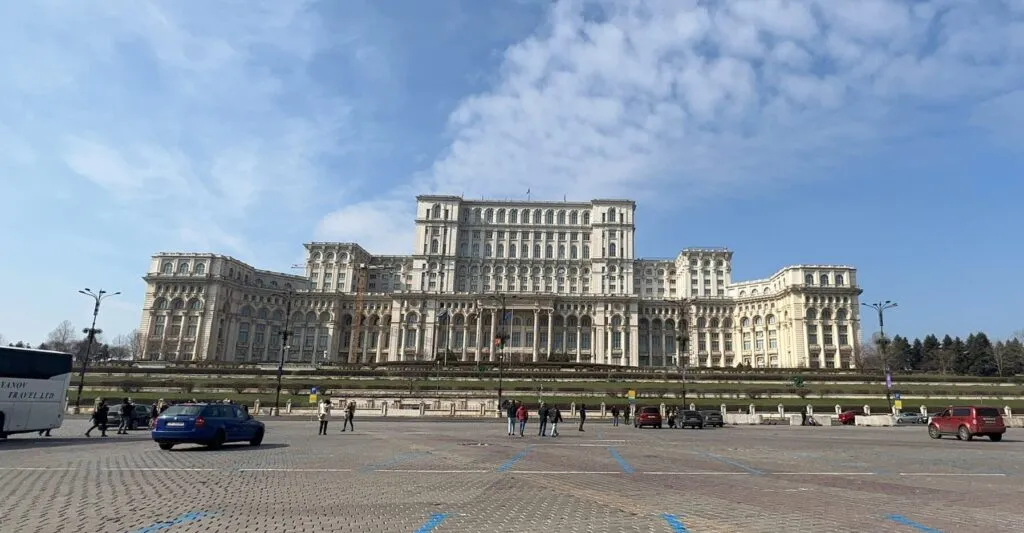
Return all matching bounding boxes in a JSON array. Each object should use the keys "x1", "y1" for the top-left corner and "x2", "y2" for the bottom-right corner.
[{"x1": 895, "y1": 412, "x2": 924, "y2": 424}]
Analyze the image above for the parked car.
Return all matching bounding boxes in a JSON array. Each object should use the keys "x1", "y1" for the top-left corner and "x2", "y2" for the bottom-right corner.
[
  {"x1": 838, "y1": 410, "x2": 864, "y2": 425},
  {"x1": 677, "y1": 410, "x2": 705, "y2": 429},
  {"x1": 634, "y1": 406, "x2": 663, "y2": 429},
  {"x1": 895, "y1": 412, "x2": 924, "y2": 424},
  {"x1": 928, "y1": 406, "x2": 1006, "y2": 442},
  {"x1": 152, "y1": 403, "x2": 265, "y2": 450},
  {"x1": 107, "y1": 404, "x2": 154, "y2": 430},
  {"x1": 700, "y1": 410, "x2": 724, "y2": 428}
]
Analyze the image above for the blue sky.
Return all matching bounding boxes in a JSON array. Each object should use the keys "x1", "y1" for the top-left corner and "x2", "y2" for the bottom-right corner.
[{"x1": 1, "y1": 0, "x2": 1022, "y2": 347}]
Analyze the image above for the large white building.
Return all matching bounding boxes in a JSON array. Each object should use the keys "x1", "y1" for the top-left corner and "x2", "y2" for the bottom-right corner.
[{"x1": 139, "y1": 195, "x2": 864, "y2": 369}]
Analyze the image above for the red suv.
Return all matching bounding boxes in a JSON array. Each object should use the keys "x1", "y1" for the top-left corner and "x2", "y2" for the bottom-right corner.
[
  {"x1": 634, "y1": 406, "x2": 663, "y2": 429},
  {"x1": 928, "y1": 406, "x2": 1006, "y2": 442},
  {"x1": 838, "y1": 410, "x2": 864, "y2": 425}
]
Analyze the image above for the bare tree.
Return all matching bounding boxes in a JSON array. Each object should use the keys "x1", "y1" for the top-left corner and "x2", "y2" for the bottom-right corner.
[
  {"x1": 111, "y1": 330, "x2": 145, "y2": 360},
  {"x1": 46, "y1": 320, "x2": 79, "y2": 353}
]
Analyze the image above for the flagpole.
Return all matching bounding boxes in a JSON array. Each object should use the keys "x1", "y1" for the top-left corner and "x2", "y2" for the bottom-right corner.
[{"x1": 527, "y1": 188, "x2": 531, "y2": 202}]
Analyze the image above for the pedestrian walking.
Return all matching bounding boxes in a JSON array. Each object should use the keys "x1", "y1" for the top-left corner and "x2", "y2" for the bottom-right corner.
[
  {"x1": 149, "y1": 402, "x2": 159, "y2": 428},
  {"x1": 516, "y1": 403, "x2": 528, "y2": 437},
  {"x1": 622, "y1": 405, "x2": 630, "y2": 425},
  {"x1": 317, "y1": 399, "x2": 332, "y2": 435},
  {"x1": 86, "y1": 401, "x2": 109, "y2": 437},
  {"x1": 342, "y1": 401, "x2": 355, "y2": 432},
  {"x1": 578, "y1": 403, "x2": 587, "y2": 432},
  {"x1": 549, "y1": 406, "x2": 563, "y2": 437},
  {"x1": 537, "y1": 403, "x2": 549, "y2": 437},
  {"x1": 116, "y1": 398, "x2": 132, "y2": 435},
  {"x1": 505, "y1": 400, "x2": 517, "y2": 436},
  {"x1": 610, "y1": 405, "x2": 620, "y2": 426}
]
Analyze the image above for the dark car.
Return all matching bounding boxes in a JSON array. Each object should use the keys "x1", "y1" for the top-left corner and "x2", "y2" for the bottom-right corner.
[
  {"x1": 152, "y1": 403, "x2": 265, "y2": 450},
  {"x1": 634, "y1": 406, "x2": 663, "y2": 429},
  {"x1": 700, "y1": 410, "x2": 724, "y2": 428},
  {"x1": 107, "y1": 404, "x2": 153, "y2": 430},
  {"x1": 678, "y1": 410, "x2": 705, "y2": 429},
  {"x1": 928, "y1": 406, "x2": 1006, "y2": 442}
]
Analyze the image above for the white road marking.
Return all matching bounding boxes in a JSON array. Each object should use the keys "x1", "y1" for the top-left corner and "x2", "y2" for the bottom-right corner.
[
  {"x1": 513, "y1": 470, "x2": 623, "y2": 474},
  {"x1": 641, "y1": 472, "x2": 750, "y2": 475},
  {"x1": 106, "y1": 468, "x2": 216, "y2": 472},
  {"x1": 238, "y1": 468, "x2": 352, "y2": 472},
  {"x1": 378, "y1": 469, "x2": 490, "y2": 473},
  {"x1": 898, "y1": 472, "x2": 1007, "y2": 477},
  {"x1": 774, "y1": 472, "x2": 877, "y2": 476}
]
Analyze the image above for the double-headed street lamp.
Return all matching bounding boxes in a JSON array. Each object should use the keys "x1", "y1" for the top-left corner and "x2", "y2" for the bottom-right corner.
[
  {"x1": 74, "y1": 288, "x2": 120, "y2": 409},
  {"x1": 863, "y1": 300, "x2": 898, "y2": 413},
  {"x1": 676, "y1": 334, "x2": 690, "y2": 405},
  {"x1": 274, "y1": 290, "x2": 295, "y2": 416}
]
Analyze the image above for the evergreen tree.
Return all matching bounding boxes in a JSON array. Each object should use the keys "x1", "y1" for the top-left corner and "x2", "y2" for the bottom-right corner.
[
  {"x1": 910, "y1": 338, "x2": 924, "y2": 370},
  {"x1": 963, "y1": 332, "x2": 997, "y2": 376},
  {"x1": 890, "y1": 335, "x2": 914, "y2": 371}
]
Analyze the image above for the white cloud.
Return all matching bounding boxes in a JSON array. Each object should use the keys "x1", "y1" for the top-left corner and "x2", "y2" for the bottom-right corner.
[
  {"x1": 316, "y1": 199, "x2": 416, "y2": 255},
  {"x1": 339, "y1": 0, "x2": 1023, "y2": 212}
]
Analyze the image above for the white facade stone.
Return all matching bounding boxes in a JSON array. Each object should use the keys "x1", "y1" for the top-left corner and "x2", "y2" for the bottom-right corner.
[{"x1": 138, "y1": 196, "x2": 863, "y2": 369}]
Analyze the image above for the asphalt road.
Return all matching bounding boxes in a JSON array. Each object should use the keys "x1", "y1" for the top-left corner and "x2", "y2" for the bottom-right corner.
[{"x1": 1, "y1": 419, "x2": 1022, "y2": 532}]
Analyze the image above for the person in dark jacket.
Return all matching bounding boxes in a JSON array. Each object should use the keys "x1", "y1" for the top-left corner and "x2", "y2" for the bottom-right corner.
[
  {"x1": 86, "y1": 401, "x2": 109, "y2": 437},
  {"x1": 578, "y1": 403, "x2": 587, "y2": 431},
  {"x1": 549, "y1": 406, "x2": 563, "y2": 437},
  {"x1": 537, "y1": 403, "x2": 549, "y2": 437},
  {"x1": 506, "y1": 400, "x2": 517, "y2": 436},
  {"x1": 117, "y1": 398, "x2": 133, "y2": 434}
]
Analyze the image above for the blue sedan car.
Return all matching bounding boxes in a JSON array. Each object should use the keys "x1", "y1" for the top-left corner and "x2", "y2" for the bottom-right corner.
[{"x1": 152, "y1": 403, "x2": 265, "y2": 450}]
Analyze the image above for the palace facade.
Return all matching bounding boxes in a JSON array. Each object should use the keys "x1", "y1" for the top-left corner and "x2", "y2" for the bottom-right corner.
[{"x1": 138, "y1": 195, "x2": 864, "y2": 369}]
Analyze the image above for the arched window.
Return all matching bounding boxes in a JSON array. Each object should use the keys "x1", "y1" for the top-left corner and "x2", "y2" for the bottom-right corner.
[
  {"x1": 172, "y1": 299, "x2": 185, "y2": 310},
  {"x1": 431, "y1": 204, "x2": 441, "y2": 218},
  {"x1": 582, "y1": 211, "x2": 590, "y2": 225},
  {"x1": 608, "y1": 243, "x2": 617, "y2": 257},
  {"x1": 820, "y1": 273, "x2": 830, "y2": 286},
  {"x1": 582, "y1": 245, "x2": 590, "y2": 259},
  {"x1": 558, "y1": 245, "x2": 565, "y2": 259},
  {"x1": 545, "y1": 210, "x2": 554, "y2": 224},
  {"x1": 805, "y1": 308, "x2": 817, "y2": 320},
  {"x1": 430, "y1": 239, "x2": 439, "y2": 254},
  {"x1": 473, "y1": 208, "x2": 482, "y2": 222},
  {"x1": 608, "y1": 208, "x2": 617, "y2": 220},
  {"x1": 570, "y1": 211, "x2": 578, "y2": 224},
  {"x1": 177, "y1": 262, "x2": 190, "y2": 274},
  {"x1": 804, "y1": 274, "x2": 814, "y2": 285},
  {"x1": 533, "y1": 209, "x2": 542, "y2": 224},
  {"x1": 155, "y1": 298, "x2": 169, "y2": 310},
  {"x1": 836, "y1": 309, "x2": 848, "y2": 321},
  {"x1": 484, "y1": 209, "x2": 493, "y2": 223},
  {"x1": 835, "y1": 274, "x2": 845, "y2": 286},
  {"x1": 190, "y1": 300, "x2": 203, "y2": 311},
  {"x1": 509, "y1": 244, "x2": 517, "y2": 258},
  {"x1": 509, "y1": 210, "x2": 518, "y2": 223},
  {"x1": 534, "y1": 244, "x2": 541, "y2": 258},
  {"x1": 570, "y1": 246, "x2": 578, "y2": 259},
  {"x1": 161, "y1": 262, "x2": 173, "y2": 274},
  {"x1": 545, "y1": 245, "x2": 553, "y2": 258},
  {"x1": 496, "y1": 244, "x2": 505, "y2": 258},
  {"x1": 741, "y1": 317, "x2": 750, "y2": 328},
  {"x1": 485, "y1": 244, "x2": 493, "y2": 257},
  {"x1": 194, "y1": 263, "x2": 206, "y2": 275},
  {"x1": 557, "y1": 211, "x2": 566, "y2": 225},
  {"x1": 497, "y1": 209, "x2": 506, "y2": 223}
]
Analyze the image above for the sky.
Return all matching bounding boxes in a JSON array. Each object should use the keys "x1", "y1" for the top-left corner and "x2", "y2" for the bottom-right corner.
[{"x1": 1, "y1": 0, "x2": 1022, "y2": 348}]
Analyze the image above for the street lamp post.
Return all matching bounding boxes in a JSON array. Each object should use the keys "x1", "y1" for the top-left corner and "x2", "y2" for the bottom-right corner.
[
  {"x1": 274, "y1": 292, "x2": 295, "y2": 416},
  {"x1": 487, "y1": 294, "x2": 513, "y2": 409},
  {"x1": 676, "y1": 334, "x2": 689, "y2": 405},
  {"x1": 863, "y1": 300, "x2": 898, "y2": 414},
  {"x1": 74, "y1": 288, "x2": 120, "y2": 409}
]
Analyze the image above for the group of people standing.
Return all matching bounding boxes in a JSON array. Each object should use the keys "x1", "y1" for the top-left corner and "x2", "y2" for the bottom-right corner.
[
  {"x1": 317, "y1": 399, "x2": 356, "y2": 435},
  {"x1": 504, "y1": 400, "x2": 587, "y2": 437}
]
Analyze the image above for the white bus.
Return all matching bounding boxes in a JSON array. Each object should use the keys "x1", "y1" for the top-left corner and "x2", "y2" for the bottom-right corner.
[{"x1": 0, "y1": 346, "x2": 73, "y2": 438}]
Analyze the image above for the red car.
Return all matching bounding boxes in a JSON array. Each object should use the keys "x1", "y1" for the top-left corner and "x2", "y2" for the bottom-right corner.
[
  {"x1": 928, "y1": 406, "x2": 1006, "y2": 442},
  {"x1": 837, "y1": 410, "x2": 864, "y2": 425},
  {"x1": 634, "y1": 406, "x2": 663, "y2": 429}
]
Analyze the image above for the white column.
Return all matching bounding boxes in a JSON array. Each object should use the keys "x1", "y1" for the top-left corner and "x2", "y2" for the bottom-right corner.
[
  {"x1": 474, "y1": 314, "x2": 483, "y2": 361},
  {"x1": 488, "y1": 311, "x2": 497, "y2": 361},
  {"x1": 546, "y1": 312, "x2": 553, "y2": 360},
  {"x1": 575, "y1": 326, "x2": 582, "y2": 362},
  {"x1": 532, "y1": 309, "x2": 540, "y2": 362},
  {"x1": 376, "y1": 329, "x2": 384, "y2": 361}
]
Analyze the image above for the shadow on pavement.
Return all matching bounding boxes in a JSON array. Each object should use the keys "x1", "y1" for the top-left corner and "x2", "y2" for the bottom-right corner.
[
  {"x1": 169, "y1": 442, "x2": 290, "y2": 452},
  {"x1": 0, "y1": 436, "x2": 146, "y2": 451}
]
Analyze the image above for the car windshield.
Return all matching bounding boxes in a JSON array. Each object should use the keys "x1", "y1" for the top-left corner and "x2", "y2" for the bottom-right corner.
[
  {"x1": 161, "y1": 405, "x2": 204, "y2": 417},
  {"x1": 641, "y1": 407, "x2": 659, "y2": 414},
  {"x1": 976, "y1": 407, "x2": 1001, "y2": 417}
]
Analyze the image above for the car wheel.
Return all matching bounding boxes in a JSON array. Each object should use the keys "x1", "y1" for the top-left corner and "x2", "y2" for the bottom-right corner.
[
  {"x1": 989, "y1": 434, "x2": 1002, "y2": 442},
  {"x1": 656, "y1": 424, "x2": 662, "y2": 429},
  {"x1": 250, "y1": 429, "x2": 264, "y2": 446},
  {"x1": 957, "y1": 425, "x2": 972, "y2": 441},
  {"x1": 928, "y1": 425, "x2": 941, "y2": 439},
  {"x1": 158, "y1": 442, "x2": 174, "y2": 450},
  {"x1": 208, "y1": 430, "x2": 226, "y2": 449}
]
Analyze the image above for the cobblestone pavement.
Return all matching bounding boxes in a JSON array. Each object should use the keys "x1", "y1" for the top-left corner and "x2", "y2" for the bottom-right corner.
[{"x1": 2, "y1": 419, "x2": 1022, "y2": 532}]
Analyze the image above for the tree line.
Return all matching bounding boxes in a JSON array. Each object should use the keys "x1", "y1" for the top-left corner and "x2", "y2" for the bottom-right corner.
[
  {"x1": 863, "y1": 330, "x2": 1024, "y2": 377},
  {"x1": 3, "y1": 320, "x2": 144, "y2": 364}
]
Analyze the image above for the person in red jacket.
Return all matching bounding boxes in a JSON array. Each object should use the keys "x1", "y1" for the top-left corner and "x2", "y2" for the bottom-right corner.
[{"x1": 516, "y1": 404, "x2": 528, "y2": 437}]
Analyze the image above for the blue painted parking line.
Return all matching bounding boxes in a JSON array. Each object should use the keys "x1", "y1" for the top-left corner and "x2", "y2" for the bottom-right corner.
[
  {"x1": 703, "y1": 452, "x2": 764, "y2": 475},
  {"x1": 609, "y1": 447, "x2": 635, "y2": 474},
  {"x1": 413, "y1": 512, "x2": 450, "y2": 533},
  {"x1": 885, "y1": 514, "x2": 943, "y2": 532},
  {"x1": 661, "y1": 513, "x2": 691, "y2": 532},
  {"x1": 497, "y1": 445, "x2": 534, "y2": 472},
  {"x1": 361, "y1": 452, "x2": 430, "y2": 472},
  {"x1": 127, "y1": 511, "x2": 216, "y2": 533}
]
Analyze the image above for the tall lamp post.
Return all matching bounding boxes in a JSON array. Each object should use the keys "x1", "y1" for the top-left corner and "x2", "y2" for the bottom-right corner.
[
  {"x1": 274, "y1": 291, "x2": 295, "y2": 416},
  {"x1": 676, "y1": 334, "x2": 689, "y2": 406},
  {"x1": 488, "y1": 294, "x2": 512, "y2": 409},
  {"x1": 863, "y1": 300, "x2": 898, "y2": 413},
  {"x1": 74, "y1": 288, "x2": 120, "y2": 410}
]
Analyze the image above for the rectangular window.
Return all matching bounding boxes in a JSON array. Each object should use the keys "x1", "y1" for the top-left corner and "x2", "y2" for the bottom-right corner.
[
  {"x1": 755, "y1": 331, "x2": 764, "y2": 351},
  {"x1": 824, "y1": 328, "x2": 834, "y2": 346},
  {"x1": 612, "y1": 331, "x2": 622, "y2": 350},
  {"x1": 581, "y1": 331, "x2": 591, "y2": 350},
  {"x1": 807, "y1": 325, "x2": 818, "y2": 346},
  {"x1": 839, "y1": 326, "x2": 849, "y2": 346},
  {"x1": 742, "y1": 332, "x2": 751, "y2": 351},
  {"x1": 254, "y1": 324, "x2": 265, "y2": 345},
  {"x1": 237, "y1": 324, "x2": 249, "y2": 343},
  {"x1": 724, "y1": 333, "x2": 732, "y2": 352}
]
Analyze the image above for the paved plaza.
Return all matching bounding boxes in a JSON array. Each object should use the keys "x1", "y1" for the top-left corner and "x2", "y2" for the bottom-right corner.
[{"x1": 1, "y1": 417, "x2": 1022, "y2": 532}]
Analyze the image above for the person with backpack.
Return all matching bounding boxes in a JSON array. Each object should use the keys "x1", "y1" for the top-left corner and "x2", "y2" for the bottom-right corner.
[
  {"x1": 515, "y1": 403, "x2": 528, "y2": 437},
  {"x1": 537, "y1": 403, "x2": 549, "y2": 437},
  {"x1": 86, "y1": 400, "x2": 109, "y2": 437},
  {"x1": 549, "y1": 405, "x2": 563, "y2": 437}
]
